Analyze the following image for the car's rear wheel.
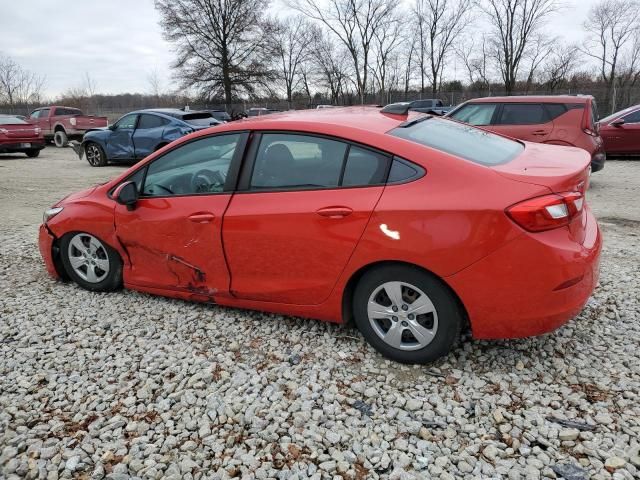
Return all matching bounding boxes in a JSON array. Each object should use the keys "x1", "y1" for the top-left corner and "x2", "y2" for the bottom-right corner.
[
  {"x1": 25, "y1": 149, "x2": 40, "y2": 158},
  {"x1": 54, "y1": 130, "x2": 68, "y2": 148},
  {"x1": 85, "y1": 143, "x2": 107, "y2": 167},
  {"x1": 353, "y1": 265, "x2": 463, "y2": 364},
  {"x1": 60, "y1": 232, "x2": 122, "y2": 291}
]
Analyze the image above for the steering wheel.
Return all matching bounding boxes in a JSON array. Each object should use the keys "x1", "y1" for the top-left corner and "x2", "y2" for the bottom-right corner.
[{"x1": 192, "y1": 169, "x2": 226, "y2": 193}]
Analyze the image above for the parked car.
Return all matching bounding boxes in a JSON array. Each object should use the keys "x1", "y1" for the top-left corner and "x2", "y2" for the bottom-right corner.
[
  {"x1": 28, "y1": 106, "x2": 108, "y2": 148},
  {"x1": 39, "y1": 107, "x2": 601, "y2": 364},
  {"x1": 598, "y1": 104, "x2": 640, "y2": 157},
  {"x1": 0, "y1": 115, "x2": 45, "y2": 157},
  {"x1": 246, "y1": 107, "x2": 280, "y2": 117},
  {"x1": 74, "y1": 109, "x2": 221, "y2": 167},
  {"x1": 408, "y1": 99, "x2": 452, "y2": 115},
  {"x1": 446, "y1": 95, "x2": 606, "y2": 172},
  {"x1": 202, "y1": 109, "x2": 232, "y2": 122}
]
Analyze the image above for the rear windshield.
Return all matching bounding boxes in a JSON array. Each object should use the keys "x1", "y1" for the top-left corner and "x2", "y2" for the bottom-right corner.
[
  {"x1": 181, "y1": 113, "x2": 217, "y2": 126},
  {"x1": 389, "y1": 117, "x2": 523, "y2": 166},
  {"x1": 0, "y1": 116, "x2": 27, "y2": 125}
]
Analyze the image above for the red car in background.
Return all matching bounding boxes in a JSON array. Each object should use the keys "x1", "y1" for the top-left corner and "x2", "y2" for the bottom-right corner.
[
  {"x1": 39, "y1": 107, "x2": 601, "y2": 363},
  {"x1": 28, "y1": 106, "x2": 109, "y2": 148},
  {"x1": 446, "y1": 95, "x2": 606, "y2": 172},
  {"x1": 0, "y1": 115, "x2": 45, "y2": 157},
  {"x1": 599, "y1": 105, "x2": 640, "y2": 157}
]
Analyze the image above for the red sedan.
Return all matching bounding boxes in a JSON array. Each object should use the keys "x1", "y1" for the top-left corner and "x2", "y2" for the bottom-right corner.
[
  {"x1": 39, "y1": 107, "x2": 601, "y2": 363},
  {"x1": 0, "y1": 115, "x2": 45, "y2": 157},
  {"x1": 599, "y1": 105, "x2": 640, "y2": 156}
]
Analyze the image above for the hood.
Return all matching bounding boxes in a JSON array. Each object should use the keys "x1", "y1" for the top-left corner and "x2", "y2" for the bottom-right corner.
[
  {"x1": 84, "y1": 128, "x2": 110, "y2": 138},
  {"x1": 55, "y1": 186, "x2": 98, "y2": 206}
]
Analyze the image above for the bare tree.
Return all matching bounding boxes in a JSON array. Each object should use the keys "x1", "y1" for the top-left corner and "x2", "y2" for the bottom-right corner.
[
  {"x1": 289, "y1": 0, "x2": 399, "y2": 104},
  {"x1": 480, "y1": 0, "x2": 559, "y2": 95},
  {"x1": 414, "y1": 0, "x2": 472, "y2": 97},
  {"x1": 155, "y1": 0, "x2": 276, "y2": 112},
  {"x1": 370, "y1": 18, "x2": 403, "y2": 104},
  {"x1": 273, "y1": 16, "x2": 315, "y2": 109},
  {"x1": 311, "y1": 35, "x2": 350, "y2": 104},
  {"x1": 147, "y1": 68, "x2": 164, "y2": 97},
  {"x1": 0, "y1": 54, "x2": 46, "y2": 111},
  {"x1": 616, "y1": 32, "x2": 640, "y2": 107},
  {"x1": 582, "y1": 0, "x2": 640, "y2": 113},
  {"x1": 522, "y1": 35, "x2": 554, "y2": 93},
  {"x1": 541, "y1": 44, "x2": 580, "y2": 92}
]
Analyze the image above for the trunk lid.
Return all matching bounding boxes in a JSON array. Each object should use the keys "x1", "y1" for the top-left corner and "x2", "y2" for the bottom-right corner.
[
  {"x1": 492, "y1": 141, "x2": 590, "y2": 194},
  {"x1": 0, "y1": 123, "x2": 40, "y2": 139},
  {"x1": 494, "y1": 142, "x2": 592, "y2": 243}
]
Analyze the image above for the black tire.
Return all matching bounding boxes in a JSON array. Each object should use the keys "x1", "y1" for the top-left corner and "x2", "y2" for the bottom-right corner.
[
  {"x1": 59, "y1": 232, "x2": 122, "y2": 292},
  {"x1": 54, "y1": 130, "x2": 68, "y2": 148},
  {"x1": 85, "y1": 142, "x2": 107, "y2": 167},
  {"x1": 353, "y1": 265, "x2": 463, "y2": 364},
  {"x1": 25, "y1": 149, "x2": 40, "y2": 158}
]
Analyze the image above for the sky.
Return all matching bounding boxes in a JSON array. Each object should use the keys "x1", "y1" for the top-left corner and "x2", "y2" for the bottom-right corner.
[{"x1": 0, "y1": 0, "x2": 596, "y2": 98}]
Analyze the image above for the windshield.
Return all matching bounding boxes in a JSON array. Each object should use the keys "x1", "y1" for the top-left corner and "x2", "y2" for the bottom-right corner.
[
  {"x1": 389, "y1": 117, "x2": 523, "y2": 166},
  {"x1": 0, "y1": 116, "x2": 28, "y2": 125},
  {"x1": 181, "y1": 113, "x2": 218, "y2": 126}
]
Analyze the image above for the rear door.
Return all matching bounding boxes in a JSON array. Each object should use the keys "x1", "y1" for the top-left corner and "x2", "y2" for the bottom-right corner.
[
  {"x1": 222, "y1": 132, "x2": 389, "y2": 305},
  {"x1": 106, "y1": 113, "x2": 138, "y2": 160},
  {"x1": 132, "y1": 113, "x2": 169, "y2": 159},
  {"x1": 491, "y1": 103, "x2": 553, "y2": 142}
]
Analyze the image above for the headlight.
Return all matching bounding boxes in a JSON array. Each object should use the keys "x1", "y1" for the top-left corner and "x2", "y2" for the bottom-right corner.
[{"x1": 43, "y1": 206, "x2": 63, "y2": 224}]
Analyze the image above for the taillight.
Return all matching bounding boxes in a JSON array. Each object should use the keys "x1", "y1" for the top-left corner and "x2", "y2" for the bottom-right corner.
[
  {"x1": 0, "y1": 128, "x2": 7, "y2": 135},
  {"x1": 506, "y1": 192, "x2": 584, "y2": 232}
]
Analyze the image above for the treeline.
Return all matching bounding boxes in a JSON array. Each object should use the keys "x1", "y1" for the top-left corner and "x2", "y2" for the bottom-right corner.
[{"x1": 2, "y1": 0, "x2": 639, "y2": 118}]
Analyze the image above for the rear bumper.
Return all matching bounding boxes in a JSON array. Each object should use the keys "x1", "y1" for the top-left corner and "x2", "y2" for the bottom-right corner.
[
  {"x1": 0, "y1": 140, "x2": 45, "y2": 153},
  {"x1": 448, "y1": 208, "x2": 602, "y2": 339},
  {"x1": 39, "y1": 224, "x2": 61, "y2": 279}
]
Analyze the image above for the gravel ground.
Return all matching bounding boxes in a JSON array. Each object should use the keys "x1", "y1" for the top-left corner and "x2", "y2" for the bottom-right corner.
[{"x1": 1, "y1": 148, "x2": 639, "y2": 480}]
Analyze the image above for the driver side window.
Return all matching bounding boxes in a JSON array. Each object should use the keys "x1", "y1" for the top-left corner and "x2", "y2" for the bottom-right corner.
[
  {"x1": 142, "y1": 134, "x2": 240, "y2": 197},
  {"x1": 115, "y1": 114, "x2": 138, "y2": 130}
]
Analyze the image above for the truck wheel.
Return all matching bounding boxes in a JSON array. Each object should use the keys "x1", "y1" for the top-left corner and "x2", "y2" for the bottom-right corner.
[
  {"x1": 85, "y1": 143, "x2": 107, "y2": 167},
  {"x1": 54, "y1": 130, "x2": 68, "y2": 148},
  {"x1": 25, "y1": 149, "x2": 40, "y2": 158}
]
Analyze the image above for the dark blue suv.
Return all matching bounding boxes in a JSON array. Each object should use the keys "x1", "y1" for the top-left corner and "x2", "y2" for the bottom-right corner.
[{"x1": 76, "y1": 109, "x2": 222, "y2": 167}]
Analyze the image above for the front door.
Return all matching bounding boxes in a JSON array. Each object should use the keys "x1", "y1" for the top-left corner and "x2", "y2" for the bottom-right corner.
[
  {"x1": 491, "y1": 103, "x2": 553, "y2": 143},
  {"x1": 614, "y1": 109, "x2": 640, "y2": 154},
  {"x1": 222, "y1": 133, "x2": 389, "y2": 305},
  {"x1": 114, "y1": 132, "x2": 247, "y2": 296},
  {"x1": 132, "y1": 113, "x2": 169, "y2": 159},
  {"x1": 107, "y1": 113, "x2": 138, "y2": 160}
]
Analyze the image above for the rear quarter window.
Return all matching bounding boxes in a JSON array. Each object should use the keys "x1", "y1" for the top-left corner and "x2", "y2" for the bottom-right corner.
[{"x1": 389, "y1": 118, "x2": 523, "y2": 166}]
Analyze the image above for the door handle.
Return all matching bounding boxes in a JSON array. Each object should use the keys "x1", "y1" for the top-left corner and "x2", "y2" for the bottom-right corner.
[
  {"x1": 316, "y1": 206, "x2": 353, "y2": 218},
  {"x1": 532, "y1": 130, "x2": 550, "y2": 136},
  {"x1": 188, "y1": 212, "x2": 216, "y2": 223}
]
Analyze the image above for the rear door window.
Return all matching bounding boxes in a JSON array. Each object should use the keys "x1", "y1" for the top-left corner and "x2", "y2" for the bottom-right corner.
[
  {"x1": 449, "y1": 103, "x2": 497, "y2": 126},
  {"x1": 389, "y1": 117, "x2": 523, "y2": 166},
  {"x1": 496, "y1": 104, "x2": 548, "y2": 125},
  {"x1": 341, "y1": 146, "x2": 389, "y2": 186},
  {"x1": 138, "y1": 114, "x2": 168, "y2": 129},
  {"x1": 250, "y1": 134, "x2": 347, "y2": 190}
]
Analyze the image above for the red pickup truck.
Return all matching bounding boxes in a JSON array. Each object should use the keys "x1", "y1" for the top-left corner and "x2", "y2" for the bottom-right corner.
[{"x1": 28, "y1": 106, "x2": 108, "y2": 147}]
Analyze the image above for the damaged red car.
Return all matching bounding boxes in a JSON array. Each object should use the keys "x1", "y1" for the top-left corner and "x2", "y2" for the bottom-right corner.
[{"x1": 39, "y1": 106, "x2": 601, "y2": 363}]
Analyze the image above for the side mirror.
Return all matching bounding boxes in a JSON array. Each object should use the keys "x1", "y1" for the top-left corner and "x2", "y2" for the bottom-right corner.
[
  {"x1": 611, "y1": 118, "x2": 625, "y2": 127},
  {"x1": 108, "y1": 124, "x2": 116, "y2": 131},
  {"x1": 113, "y1": 181, "x2": 138, "y2": 211}
]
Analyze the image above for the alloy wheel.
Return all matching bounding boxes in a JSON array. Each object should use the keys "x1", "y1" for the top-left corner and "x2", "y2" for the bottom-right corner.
[
  {"x1": 67, "y1": 233, "x2": 110, "y2": 283},
  {"x1": 367, "y1": 281, "x2": 439, "y2": 351},
  {"x1": 86, "y1": 145, "x2": 102, "y2": 166}
]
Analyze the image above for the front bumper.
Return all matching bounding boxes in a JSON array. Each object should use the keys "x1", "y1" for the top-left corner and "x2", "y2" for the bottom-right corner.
[
  {"x1": 38, "y1": 224, "x2": 61, "y2": 279},
  {"x1": 0, "y1": 140, "x2": 45, "y2": 153},
  {"x1": 448, "y1": 208, "x2": 602, "y2": 339}
]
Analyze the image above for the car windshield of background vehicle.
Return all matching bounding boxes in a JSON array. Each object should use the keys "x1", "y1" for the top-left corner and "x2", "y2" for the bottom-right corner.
[
  {"x1": 389, "y1": 118, "x2": 523, "y2": 166},
  {"x1": 0, "y1": 116, "x2": 28, "y2": 125},
  {"x1": 449, "y1": 103, "x2": 497, "y2": 125}
]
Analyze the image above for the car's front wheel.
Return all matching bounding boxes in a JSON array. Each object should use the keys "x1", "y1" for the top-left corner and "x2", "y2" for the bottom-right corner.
[
  {"x1": 353, "y1": 265, "x2": 463, "y2": 364},
  {"x1": 85, "y1": 143, "x2": 107, "y2": 167},
  {"x1": 60, "y1": 232, "x2": 122, "y2": 291}
]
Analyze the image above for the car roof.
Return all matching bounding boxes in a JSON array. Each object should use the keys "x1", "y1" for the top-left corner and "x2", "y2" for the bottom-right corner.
[
  {"x1": 235, "y1": 106, "x2": 412, "y2": 134},
  {"x1": 470, "y1": 95, "x2": 592, "y2": 104}
]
